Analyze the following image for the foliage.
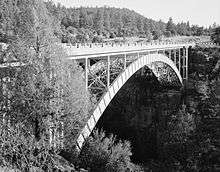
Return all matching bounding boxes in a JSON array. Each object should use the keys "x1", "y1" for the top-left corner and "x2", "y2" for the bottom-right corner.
[
  {"x1": 176, "y1": 22, "x2": 191, "y2": 36},
  {"x1": 43, "y1": 1, "x2": 212, "y2": 43},
  {"x1": 0, "y1": 0, "x2": 90, "y2": 148},
  {"x1": 159, "y1": 105, "x2": 196, "y2": 168},
  {"x1": 0, "y1": 0, "x2": 213, "y2": 44},
  {"x1": 211, "y1": 26, "x2": 220, "y2": 44},
  {"x1": 0, "y1": 123, "x2": 61, "y2": 171},
  {"x1": 78, "y1": 130, "x2": 134, "y2": 172},
  {"x1": 152, "y1": 29, "x2": 163, "y2": 40},
  {"x1": 92, "y1": 36, "x2": 104, "y2": 43},
  {"x1": 158, "y1": 47, "x2": 220, "y2": 171},
  {"x1": 166, "y1": 17, "x2": 177, "y2": 36},
  {"x1": 189, "y1": 47, "x2": 220, "y2": 81}
]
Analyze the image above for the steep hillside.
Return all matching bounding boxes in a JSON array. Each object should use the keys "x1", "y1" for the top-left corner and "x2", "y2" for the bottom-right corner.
[{"x1": 44, "y1": 1, "x2": 211, "y2": 43}]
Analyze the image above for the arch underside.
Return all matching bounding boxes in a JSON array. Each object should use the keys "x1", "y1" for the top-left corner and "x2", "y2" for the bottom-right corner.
[{"x1": 76, "y1": 53, "x2": 183, "y2": 149}]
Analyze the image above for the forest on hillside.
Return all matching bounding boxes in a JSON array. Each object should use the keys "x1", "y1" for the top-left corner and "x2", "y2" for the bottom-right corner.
[
  {"x1": 0, "y1": 0, "x2": 216, "y2": 44},
  {"x1": 44, "y1": 1, "x2": 214, "y2": 43}
]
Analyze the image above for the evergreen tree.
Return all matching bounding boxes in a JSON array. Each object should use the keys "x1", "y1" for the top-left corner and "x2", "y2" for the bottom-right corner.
[
  {"x1": 186, "y1": 21, "x2": 191, "y2": 35},
  {"x1": 114, "y1": 10, "x2": 123, "y2": 36},
  {"x1": 0, "y1": 0, "x2": 20, "y2": 42},
  {"x1": 42, "y1": 2, "x2": 209, "y2": 42},
  {"x1": 104, "y1": 9, "x2": 111, "y2": 32},
  {"x1": 0, "y1": 0, "x2": 89, "y2": 141},
  {"x1": 145, "y1": 28, "x2": 153, "y2": 41},
  {"x1": 87, "y1": 15, "x2": 94, "y2": 29},
  {"x1": 152, "y1": 29, "x2": 163, "y2": 40},
  {"x1": 166, "y1": 17, "x2": 176, "y2": 35},
  {"x1": 137, "y1": 17, "x2": 144, "y2": 35},
  {"x1": 176, "y1": 22, "x2": 188, "y2": 35},
  {"x1": 71, "y1": 9, "x2": 80, "y2": 28},
  {"x1": 157, "y1": 19, "x2": 166, "y2": 35},
  {"x1": 123, "y1": 14, "x2": 135, "y2": 36},
  {"x1": 79, "y1": 7, "x2": 89, "y2": 28},
  {"x1": 211, "y1": 26, "x2": 220, "y2": 44},
  {"x1": 94, "y1": 8, "x2": 104, "y2": 35}
]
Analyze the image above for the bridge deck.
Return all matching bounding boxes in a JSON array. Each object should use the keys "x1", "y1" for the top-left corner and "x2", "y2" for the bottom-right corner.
[{"x1": 63, "y1": 42, "x2": 195, "y2": 60}]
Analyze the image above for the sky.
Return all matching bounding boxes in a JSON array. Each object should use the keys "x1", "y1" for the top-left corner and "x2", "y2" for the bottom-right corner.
[{"x1": 51, "y1": 0, "x2": 220, "y2": 27}]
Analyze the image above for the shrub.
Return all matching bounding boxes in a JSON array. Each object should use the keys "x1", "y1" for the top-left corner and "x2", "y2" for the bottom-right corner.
[
  {"x1": 0, "y1": 122, "x2": 75, "y2": 171},
  {"x1": 109, "y1": 32, "x2": 116, "y2": 39},
  {"x1": 78, "y1": 130, "x2": 134, "y2": 172},
  {"x1": 158, "y1": 105, "x2": 197, "y2": 169},
  {"x1": 92, "y1": 36, "x2": 103, "y2": 43},
  {"x1": 212, "y1": 27, "x2": 220, "y2": 44},
  {"x1": 164, "y1": 31, "x2": 172, "y2": 37}
]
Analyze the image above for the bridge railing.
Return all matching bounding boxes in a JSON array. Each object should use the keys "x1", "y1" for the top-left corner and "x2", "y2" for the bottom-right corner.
[
  {"x1": 195, "y1": 41, "x2": 219, "y2": 46},
  {"x1": 64, "y1": 40, "x2": 195, "y2": 49}
]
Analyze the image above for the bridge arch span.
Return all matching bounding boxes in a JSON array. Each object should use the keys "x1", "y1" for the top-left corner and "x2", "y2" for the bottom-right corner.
[{"x1": 76, "y1": 53, "x2": 183, "y2": 149}]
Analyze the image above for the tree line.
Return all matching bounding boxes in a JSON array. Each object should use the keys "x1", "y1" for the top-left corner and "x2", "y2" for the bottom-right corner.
[
  {"x1": 44, "y1": 1, "x2": 214, "y2": 43},
  {"x1": 0, "y1": 0, "x2": 217, "y2": 44}
]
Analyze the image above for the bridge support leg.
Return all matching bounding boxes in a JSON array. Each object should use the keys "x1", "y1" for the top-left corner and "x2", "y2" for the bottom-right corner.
[
  {"x1": 60, "y1": 121, "x2": 64, "y2": 148},
  {"x1": 182, "y1": 47, "x2": 187, "y2": 82},
  {"x1": 85, "y1": 58, "x2": 89, "y2": 91},
  {"x1": 107, "y1": 55, "x2": 110, "y2": 89},
  {"x1": 186, "y1": 47, "x2": 188, "y2": 80},
  {"x1": 124, "y1": 54, "x2": 127, "y2": 70},
  {"x1": 178, "y1": 48, "x2": 181, "y2": 74},
  {"x1": 169, "y1": 49, "x2": 172, "y2": 59},
  {"x1": 174, "y1": 49, "x2": 177, "y2": 66}
]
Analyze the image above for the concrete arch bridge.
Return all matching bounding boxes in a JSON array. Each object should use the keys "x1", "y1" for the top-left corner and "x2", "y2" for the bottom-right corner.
[{"x1": 63, "y1": 42, "x2": 195, "y2": 150}]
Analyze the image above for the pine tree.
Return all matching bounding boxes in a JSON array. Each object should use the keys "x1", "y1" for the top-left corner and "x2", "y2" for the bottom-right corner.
[
  {"x1": 87, "y1": 15, "x2": 94, "y2": 29},
  {"x1": 157, "y1": 20, "x2": 166, "y2": 35},
  {"x1": 145, "y1": 28, "x2": 153, "y2": 41},
  {"x1": 166, "y1": 17, "x2": 176, "y2": 35},
  {"x1": 137, "y1": 17, "x2": 144, "y2": 35},
  {"x1": 79, "y1": 7, "x2": 90, "y2": 28},
  {"x1": 123, "y1": 14, "x2": 135, "y2": 36},
  {"x1": 71, "y1": 9, "x2": 80, "y2": 28},
  {"x1": 104, "y1": 9, "x2": 111, "y2": 32},
  {"x1": 94, "y1": 8, "x2": 104, "y2": 35},
  {"x1": 0, "y1": 0, "x2": 89, "y2": 141},
  {"x1": 211, "y1": 26, "x2": 220, "y2": 44}
]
